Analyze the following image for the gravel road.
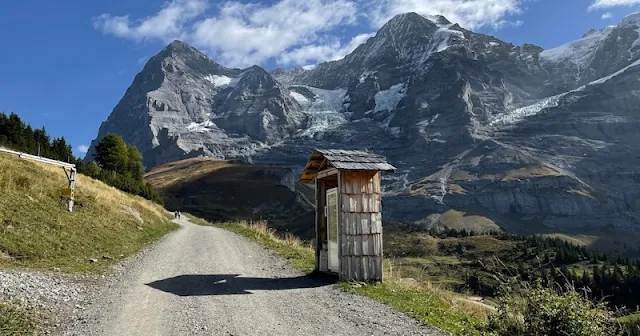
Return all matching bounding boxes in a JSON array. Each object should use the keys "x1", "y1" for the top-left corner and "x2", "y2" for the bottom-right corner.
[{"x1": 66, "y1": 217, "x2": 447, "y2": 336}]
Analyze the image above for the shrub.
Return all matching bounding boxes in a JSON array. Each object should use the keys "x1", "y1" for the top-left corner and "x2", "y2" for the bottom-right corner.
[{"x1": 487, "y1": 281, "x2": 622, "y2": 336}]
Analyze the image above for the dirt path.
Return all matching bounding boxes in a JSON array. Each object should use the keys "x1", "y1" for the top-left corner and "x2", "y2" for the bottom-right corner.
[{"x1": 66, "y1": 217, "x2": 446, "y2": 336}]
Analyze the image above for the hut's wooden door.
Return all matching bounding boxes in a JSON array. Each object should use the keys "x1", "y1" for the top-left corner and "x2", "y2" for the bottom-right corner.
[{"x1": 326, "y1": 187, "x2": 340, "y2": 272}]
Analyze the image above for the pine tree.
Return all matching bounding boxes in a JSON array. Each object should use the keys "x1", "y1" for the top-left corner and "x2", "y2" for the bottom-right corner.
[
  {"x1": 95, "y1": 133, "x2": 129, "y2": 173},
  {"x1": 125, "y1": 144, "x2": 145, "y2": 181}
]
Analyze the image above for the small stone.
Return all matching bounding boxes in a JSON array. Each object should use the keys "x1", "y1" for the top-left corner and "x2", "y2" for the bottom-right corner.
[
  {"x1": 88, "y1": 259, "x2": 98, "y2": 263},
  {"x1": 102, "y1": 255, "x2": 113, "y2": 260}
]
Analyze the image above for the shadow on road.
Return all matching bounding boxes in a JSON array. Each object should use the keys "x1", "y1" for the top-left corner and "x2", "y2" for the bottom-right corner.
[{"x1": 146, "y1": 274, "x2": 334, "y2": 296}]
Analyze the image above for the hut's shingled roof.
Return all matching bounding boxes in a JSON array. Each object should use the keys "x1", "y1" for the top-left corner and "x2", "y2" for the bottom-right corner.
[{"x1": 299, "y1": 149, "x2": 396, "y2": 183}]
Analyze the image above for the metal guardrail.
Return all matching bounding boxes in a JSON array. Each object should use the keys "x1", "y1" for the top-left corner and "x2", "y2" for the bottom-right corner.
[{"x1": 0, "y1": 147, "x2": 76, "y2": 169}]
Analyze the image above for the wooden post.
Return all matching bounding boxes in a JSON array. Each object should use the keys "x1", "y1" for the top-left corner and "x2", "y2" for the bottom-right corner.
[{"x1": 62, "y1": 167, "x2": 77, "y2": 212}]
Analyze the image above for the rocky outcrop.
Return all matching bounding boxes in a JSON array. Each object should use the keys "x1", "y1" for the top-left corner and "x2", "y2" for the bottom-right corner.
[{"x1": 89, "y1": 12, "x2": 640, "y2": 236}]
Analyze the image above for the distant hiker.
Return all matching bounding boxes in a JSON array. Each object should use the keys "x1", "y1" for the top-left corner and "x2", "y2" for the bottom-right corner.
[
  {"x1": 174, "y1": 211, "x2": 178, "y2": 219},
  {"x1": 178, "y1": 211, "x2": 181, "y2": 219}
]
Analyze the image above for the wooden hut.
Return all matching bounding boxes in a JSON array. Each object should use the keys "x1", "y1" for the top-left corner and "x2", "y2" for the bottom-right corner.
[{"x1": 300, "y1": 149, "x2": 396, "y2": 281}]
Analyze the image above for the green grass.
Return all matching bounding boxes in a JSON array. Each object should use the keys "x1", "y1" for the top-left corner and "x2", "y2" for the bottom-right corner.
[
  {"x1": 340, "y1": 281, "x2": 486, "y2": 335},
  {"x1": 0, "y1": 302, "x2": 37, "y2": 335},
  {"x1": 0, "y1": 152, "x2": 178, "y2": 273},
  {"x1": 618, "y1": 312, "x2": 640, "y2": 323},
  {"x1": 189, "y1": 215, "x2": 490, "y2": 335}
]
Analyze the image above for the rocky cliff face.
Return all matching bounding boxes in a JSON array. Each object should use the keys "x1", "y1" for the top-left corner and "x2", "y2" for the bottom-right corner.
[{"x1": 89, "y1": 12, "x2": 640, "y2": 236}]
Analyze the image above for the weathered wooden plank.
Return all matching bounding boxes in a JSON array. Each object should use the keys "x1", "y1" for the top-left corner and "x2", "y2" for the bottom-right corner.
[
  {"x1": 342, "y1": 213, "x2": 350, "y2": 235},
  {"x1": 342, "y1": 173, "x2": 351, "y2": 194},
  {"x1": 373, "y1": 234, "x2": 382, "y2": 255},
  {"x1": 340, "y1": 193, "x2": 381, "y2": 213},
  {"x1": 341, "y1": 234, "x2": 347, "y2": 256},
  {"x1": 349, "y1": 235, "x2": 355, "y2": 256},
  {"x1": 317, "y1": 167, "x2": 338, "y2": 180},
  {"x1": 361, "y1": 235, "x2": 370, "y2": 256},
  {"x1": 358, "y1": 213, "x2": 371, "y2": 235},
  {"x1": 360, "y1": 213, "x2": 369, "y2": 234},
  {"x1": 365, "y1": 173, "x2": 374, "y2": 193},
  {"x1": 374, "y1": 171, "x2": 381, "y2": 193},
  {"x1": 370, "y1": 213, "x2": 382, "y2": 234}
]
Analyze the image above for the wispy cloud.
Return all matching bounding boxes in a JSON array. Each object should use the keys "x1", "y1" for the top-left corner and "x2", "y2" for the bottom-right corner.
[
  {"x1": 93, "y1": 0, "x2": 207, "y2": 41},
  {"x1": 367, "y1": 0, "x2": 524, "y2": 29},
  {"x1": 601, "y1": 12, "x2": 614, "y2": 19},
  {"x1": 93, "y1": 0, "x2": 528, "y2": 67},
  {"x1": 589, "y1": 0, "x2": 640, "y2": 11},
  {"x1": 278, "y1": 33, "x2": 375, "y2": 66},
  {"x1": 190, "y1": 0, "x2": 358, "y2": 67},
  {"x1": 77, "y1": 145, "x2": 89, "y2": 154}
]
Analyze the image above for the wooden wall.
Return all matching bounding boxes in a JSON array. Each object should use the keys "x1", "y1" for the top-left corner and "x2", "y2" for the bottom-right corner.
[{"x1": 338, "y1": 170, "x2": 383, "y2": 281}]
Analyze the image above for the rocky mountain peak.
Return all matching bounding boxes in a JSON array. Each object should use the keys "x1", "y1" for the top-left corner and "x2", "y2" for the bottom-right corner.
[
  {"x1": 156, "y1": 40, "x2": 206, "y2": 60},
  {"x1": 582, "y1": 28, "x2": 599, "y2": 38},
  {"x1": 621, "y1": 11, "x2": 640, "y2": 27},
  {"x1": 380, "y1": 12, "x2": 440, "y2": 37}
]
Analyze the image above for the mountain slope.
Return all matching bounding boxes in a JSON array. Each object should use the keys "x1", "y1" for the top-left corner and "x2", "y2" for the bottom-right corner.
[
  {"x1": 90, "y1": 12, "x2": 640, "y2": 240},
  {"x1": 144, "y1": 158, "x2": 315, "y2": 238}
]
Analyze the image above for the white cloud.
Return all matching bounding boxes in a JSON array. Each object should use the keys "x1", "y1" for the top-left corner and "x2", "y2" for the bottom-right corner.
[
  {"x1": 93, "y1": 0, "x2": 207, "y2": 41},
  {"x1": 77, "y1": 145, "x2": 89, "y2": 154},
  {"x1": 279, "y1": 33, "x2": 375, "y2": 66},
  {"x1": 94, "y1": 0, "x2": 527, "y2": 67},
  {"x1": 589, "y1": 0, "x2": 640, "y2": 11},
  {"x1": 367, "y1": 0, "x2": 524, "y2": 30},
  {"x1": 190, "y1": 0, "x2": 358, "y2": 67},
  {"x1": 602, "y1": 12, "x2": 614, "y2": 19}
]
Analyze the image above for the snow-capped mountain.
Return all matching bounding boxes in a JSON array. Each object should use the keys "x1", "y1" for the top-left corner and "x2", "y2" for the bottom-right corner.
[{"x1": 89, "y1": 12, "x2": 640, "y2": 236}]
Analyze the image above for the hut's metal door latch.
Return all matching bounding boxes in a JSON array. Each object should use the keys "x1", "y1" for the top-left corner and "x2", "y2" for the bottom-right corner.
[{"x1": 324, "y1": 205, "x2": 328, "y2": 217}]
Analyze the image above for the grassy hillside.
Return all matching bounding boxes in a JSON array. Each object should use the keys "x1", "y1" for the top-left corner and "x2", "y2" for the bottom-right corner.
[
  {"x1": 145, "y1": 158, "x2": 315, "y2": 238},
  {"x1": 0, "y1": 152, "x2": 177, "y2": 273}
]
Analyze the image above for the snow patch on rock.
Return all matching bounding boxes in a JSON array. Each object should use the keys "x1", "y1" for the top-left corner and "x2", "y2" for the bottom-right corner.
[
  {"x1": 540, "y1": 26, "x2": 614, "y2": 70},
  {"x1": 576, "y1": 58, "x2": 640, "y2": 90},
  {"x1": 490, "y1": 95, "x2": 565, "y2": 126},
  {"x1": 290, "y1": 91, "x2": 310, "y2": 107},
  {"x1": 374, "y1": 83, "x2": 407, "y2": 113},
  {"x1": 186, "y1": 120, "x2": 214, "y2": 133},
  {"x1": 297, "y1": 86, "x2": 348, "y2": 138},
  {"x1": 204, "y1": 75, "x2": 240, "y2": 89}
]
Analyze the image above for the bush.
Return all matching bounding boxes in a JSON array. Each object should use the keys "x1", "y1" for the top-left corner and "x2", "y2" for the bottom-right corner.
[{"x1": 487, "y1": 281, "x2": 622, "y2": 336}]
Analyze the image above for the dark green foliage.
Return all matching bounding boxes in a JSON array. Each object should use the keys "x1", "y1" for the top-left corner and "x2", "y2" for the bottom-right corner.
[
  {"x1": 0, "y1": 112, "x2": 73, "y2": 162},
  {"x1": 89, "y1": 134, "x2": 162, "y2": 204},
  {"x1": 126, "y1": 144, "x2": 145, "y2": 181},
  {"x1": 0, "y1": 112, "x2": 162, "y2": 204},
  {"x1": 487, "y1": 281, "x2": 623, "y2": 336},
  {"x1": 94, "y1": 133, "x2": 128, "y2": 173}
]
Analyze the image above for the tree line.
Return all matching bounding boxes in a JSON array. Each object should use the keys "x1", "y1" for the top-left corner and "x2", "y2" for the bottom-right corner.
[
  {"x1": 437, "y1": 227, "x2": 640, "y2": 312},
  {"x1": 0, "y1": 112, "x2": 162, "y2": 204}
]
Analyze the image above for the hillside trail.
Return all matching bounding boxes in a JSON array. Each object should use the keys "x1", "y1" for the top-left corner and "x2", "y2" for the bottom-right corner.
[{"x1": 67, "y1": 217, "x2": 446, "y2": 336}]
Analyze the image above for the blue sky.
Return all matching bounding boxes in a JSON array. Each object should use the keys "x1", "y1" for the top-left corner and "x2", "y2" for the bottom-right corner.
[{"x1": 1, "y1": 0, "x2": 639, "y2": 158}]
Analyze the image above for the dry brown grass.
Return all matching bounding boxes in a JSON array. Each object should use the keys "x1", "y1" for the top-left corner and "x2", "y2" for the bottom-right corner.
[{"x1": 144, "y1": 157, "x2": 231, "y2": 189}]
